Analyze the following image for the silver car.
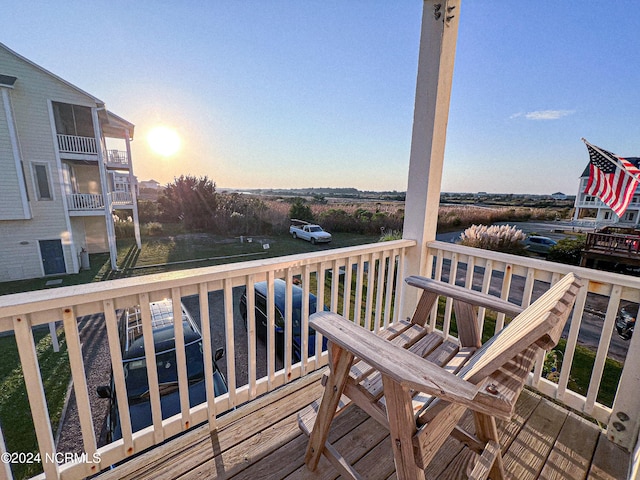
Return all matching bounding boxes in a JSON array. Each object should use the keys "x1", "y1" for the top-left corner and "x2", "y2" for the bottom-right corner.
[{"x1": 524, "y1": 235, "x2": 557, "y2": 255}]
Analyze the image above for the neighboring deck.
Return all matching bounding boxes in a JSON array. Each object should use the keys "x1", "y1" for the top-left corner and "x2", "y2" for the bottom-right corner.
[{"x1": 96, "y1": 369, "x2": 629, "y2": 480}]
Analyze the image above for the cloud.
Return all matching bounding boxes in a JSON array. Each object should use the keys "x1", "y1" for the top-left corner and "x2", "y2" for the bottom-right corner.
[{"x1": 514, "y1": 109, "x2": 575, "y2": 121}]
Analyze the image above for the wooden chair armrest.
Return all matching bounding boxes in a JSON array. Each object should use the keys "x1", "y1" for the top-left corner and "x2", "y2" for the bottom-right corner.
[
  {"x1": 405, "y1": 276, "x2": 524, "y2": 317},
  {"x1": 310, "y1": 311, "x2": 479, "y2": 405}
]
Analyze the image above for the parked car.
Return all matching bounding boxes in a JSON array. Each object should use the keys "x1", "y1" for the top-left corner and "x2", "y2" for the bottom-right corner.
[
  {"x1": 239, "y1": 279, "x2": 328, "y2": 362},
  {"x1": 97, "y1": 299, "x2": 227, "y2": 441},
  {"x1": 524, "y1": 235, "x2": 557, "y2": 255},
  {"x1": 289, "y1": 222, "x2": 332, "y2": 244},
  {"x1": 616, "y1": 303, "x2": 637, "y2": 340}
]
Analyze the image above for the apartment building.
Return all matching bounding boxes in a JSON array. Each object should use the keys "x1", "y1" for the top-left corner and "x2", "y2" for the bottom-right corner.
[{"x1": 0, "y1": 43, "x2": 140, "y2": 281}]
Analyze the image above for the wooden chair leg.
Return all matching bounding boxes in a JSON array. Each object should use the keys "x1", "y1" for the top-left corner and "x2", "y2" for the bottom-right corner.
[
  {"x1": 305, "y1": 343, "x2": 354, "y2": 470},
  {"x1": 381, "y1": 374, "x2": 426, "y2": 480},
  {"x1": 473, "y1": 412, "x2": 505, "y2": 480}
]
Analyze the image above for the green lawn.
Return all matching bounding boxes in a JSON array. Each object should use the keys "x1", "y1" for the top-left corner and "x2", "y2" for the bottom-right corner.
[{"x1": 0, "y1": 328, "x2": 70, "y2": 479}]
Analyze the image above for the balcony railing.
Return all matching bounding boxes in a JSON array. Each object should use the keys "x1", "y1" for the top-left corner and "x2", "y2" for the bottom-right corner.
[
  {"x1": 66, "y1": 193, "x2": 104, "y2": 211},
  {"x1": 57, "y1": 134, "x2": 97, "y2": 155},
  {"x1": 0, "y1": 240, "x2": 638, "y2": 479},
  {"x1": 109, "y1": 191, "x2": 133, "y2": 206},
  {"x1": 105, "y1": 150, "x2": 129, "y2": 167}
]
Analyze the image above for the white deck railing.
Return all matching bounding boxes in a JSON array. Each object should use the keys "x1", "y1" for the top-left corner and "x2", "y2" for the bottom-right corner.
[
  {"x1": 1, "y1": 239, "x2": 638, "y2": 479},
  {"x1": 56, "y1": 135, "x2": 97, "y2": 155},
  {"x1": 105, "y1": 150, "x2": 129, "y2": 167},
  {"x1": 66, "y1": 193, "x2": 104, "y2": 211},
  {"x1": 0, "y1": 240, "x2": 413, "y2": 479},
  {"x1": 108, "y1": 191, "x2": 133, "y2": 206}
]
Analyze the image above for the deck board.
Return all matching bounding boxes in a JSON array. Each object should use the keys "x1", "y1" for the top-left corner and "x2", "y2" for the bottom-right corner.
[{"x1": 95, "y1": 372, "x2": 630, "y2": 480}]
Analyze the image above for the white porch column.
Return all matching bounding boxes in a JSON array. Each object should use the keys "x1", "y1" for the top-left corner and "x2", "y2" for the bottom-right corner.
[
  {"x1": 401, "y1": 0, "x2": 461, "y2": 318},
  {"x1": 125, "y1": 130, "x2": 142, "y2": 249},
  {"x1": 92, "y1": 108, "x2": 118, "y2": 270}
]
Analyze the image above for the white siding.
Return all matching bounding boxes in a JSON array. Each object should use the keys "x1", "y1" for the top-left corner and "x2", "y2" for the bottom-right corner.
[
  {"x1": 0, "y1": 91, "x2": 26, "y2": 220},
  {"x1": 0, "y1": 45, "x2": 101, "y2": 279}
]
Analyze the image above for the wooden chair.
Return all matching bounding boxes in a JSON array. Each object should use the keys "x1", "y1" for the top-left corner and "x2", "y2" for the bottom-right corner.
[{"x1": 298, "y1": 272, "x2": 582, "y2": 479}]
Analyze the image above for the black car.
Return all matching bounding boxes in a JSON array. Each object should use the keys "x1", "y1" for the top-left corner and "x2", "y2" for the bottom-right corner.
[
  {"x1": 97, "y1": 299, "x2": 228, "y2": 441},
  {"x1": 239, "y1": 279, "x2": 328, "y2": 362},
  {"x1": 616, "y1": 304, "x2": 637, "y2": 340}
]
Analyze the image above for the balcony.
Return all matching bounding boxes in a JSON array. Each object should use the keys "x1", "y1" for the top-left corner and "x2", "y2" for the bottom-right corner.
[
  {"x1": 66, "y1": 192, "x2": 133, "y2": 213},
  {"x1": 0, "y1": 240, "x2": 638, "y2": 479},
  {"x1": 56, "y1": 134, "x2": 97, "y2": 156},
  {"x1": 66, "y1": 193, "x2": 104, "y2": 212},
  {"x1": 105, "y1": 149, "x2": 130, "y2": 169},
  {"x1": 109, "y1": 191, "x2": 133, "y2": 207}
]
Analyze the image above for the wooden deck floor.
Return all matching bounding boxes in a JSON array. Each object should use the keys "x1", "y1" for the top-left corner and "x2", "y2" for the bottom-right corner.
[{"x1": 97, "y1": 369, "x2": 630, "y2": 480}]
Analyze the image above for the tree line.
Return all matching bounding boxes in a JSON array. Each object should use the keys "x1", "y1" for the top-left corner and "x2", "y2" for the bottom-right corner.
[{"x1": 132, "y1": 175, "x2": 404, "y2": 237}]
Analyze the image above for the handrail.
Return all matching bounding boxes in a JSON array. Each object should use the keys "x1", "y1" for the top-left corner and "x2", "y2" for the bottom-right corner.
[
  {"x1": 66, "y1": 193, "x2": 104, "y2": 210},
  {"x1": 56, "y1": 134, "x2": 97, "y2": 154},
  {"x1": 0, "y1": 239, "x2": 414, "y2": 479}
]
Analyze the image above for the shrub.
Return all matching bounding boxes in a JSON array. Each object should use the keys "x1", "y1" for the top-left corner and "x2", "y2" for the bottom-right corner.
[
  {"x1": 547, "y1": 235, "x2": 586, "y2": 265},
  {"x1": 144, "y1": 222, "x2": 164, "y2": 236},
  {"x1": 459, "y1": 224, "x2": 526, "y2": 254},
  {"x1": 289, "y1": 198, "x2": 314, "y2": 223},
  {"x1": 379, "y1": 229, "x2": 403, "y2": 242}
]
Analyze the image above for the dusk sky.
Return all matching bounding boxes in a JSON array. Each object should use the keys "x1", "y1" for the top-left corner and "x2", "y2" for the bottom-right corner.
[{"x1": 2, "y1": 1, "x2": 639, "y2": 194}]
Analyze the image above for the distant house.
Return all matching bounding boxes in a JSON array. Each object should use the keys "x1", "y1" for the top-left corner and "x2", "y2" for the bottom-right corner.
[
  {"x1": 573, "y1": 157, "x2": 640, "y2": 226},
  {"x1": 551, "y1": 192, "x2": 567, "y2": 200},
  {"x1": 0, "y1": 42, "x2": 140, "y2": 281},
  {"x1": 140, "y1": 179, "x2": 162, "y2": 190}
]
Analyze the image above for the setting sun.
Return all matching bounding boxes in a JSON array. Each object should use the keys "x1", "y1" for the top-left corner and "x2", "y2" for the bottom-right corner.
[{"x1": 147, "y1": 126, "x2": 181, "y2": 156}]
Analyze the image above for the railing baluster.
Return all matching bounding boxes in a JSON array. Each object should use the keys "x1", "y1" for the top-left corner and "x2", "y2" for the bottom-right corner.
[
  {"x1": 223, "y1": 278, "x2": 237, "y2": 407},
  {"x1": 383, "y1": 249, "x2": 397, "y2": 330},
  {"x1": 170, "y1": 288, "x2": 191, "y2": 429},
  {"x1": 585, "y1": 284, "x2": 622, "y2": 414},
  {"x1": 61, "y1": 306, "x2": 98, "y2": 477},
  {"x1": 244, "y1": 276, "x2": 258, "y2": 399},
  {"x1": 364, "y1": 253, "x2": 375, "y2": 331},
  {"x1": 266, "y1": 271, "x2": 276, "y2": 389},
  {"x1": 477, "y1": 258, "x2": 493, "y2": 333},
  {"x1": 557, "y1": 284, "x2": 589, "y2": 399},
  {"x1": 300, "y1": 266, "x2": 310, "y2": 374},
  {"x1": 103, "y1": 300, "x2": 133, "y2": 455},
  {"x1": 138, "y1": 293, "x2": 164, "y2": 444},
  {"x1": 495, "y1": 263, "x2": 513, "y2": 333},
  {"x1": 374, "y1": 252, "x2": 385, "y2": 333},
  {"x1": 443, "y1": 252, "x2": 459, "y2": 338},
  {"x1": 353, "y1": 255, "x2": 365, "y2": 326},
  {"x1": 284, "y1": 270, "x2": 293, "y2": 377},
  {"x1": 316, "y1": 262, "x2": 326, "y2": 360},
  {"x1": 342, "y1": 256, "x2": 354, "y2": 320},
  {"x1": 12, "y1": 314, "x2": 59, "y2": 479},
  {"x1": 393, "y1": 247, "x2": 406, "y2": 325},
  {"x1": 198, "y1": 283, "x2": 218, "y2": 428}
]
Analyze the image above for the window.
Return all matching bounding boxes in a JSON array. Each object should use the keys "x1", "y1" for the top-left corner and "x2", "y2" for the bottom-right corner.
[
  {"x1": 33, "y1": 163, "x2": 53, "y2": 200},
  {"x1": 52, "y1": 102, "x2": 94, "y2": 137}
]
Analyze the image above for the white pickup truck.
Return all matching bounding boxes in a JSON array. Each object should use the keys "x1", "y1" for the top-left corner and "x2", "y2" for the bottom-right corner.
[{"x1": 289, "y1": 223, "x2": 332, "y2": 244}]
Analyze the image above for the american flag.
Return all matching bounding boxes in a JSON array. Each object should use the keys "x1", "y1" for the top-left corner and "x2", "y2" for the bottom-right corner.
[{"x1": 584, "y1": 142, "x2": 640, "y2": 217}]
